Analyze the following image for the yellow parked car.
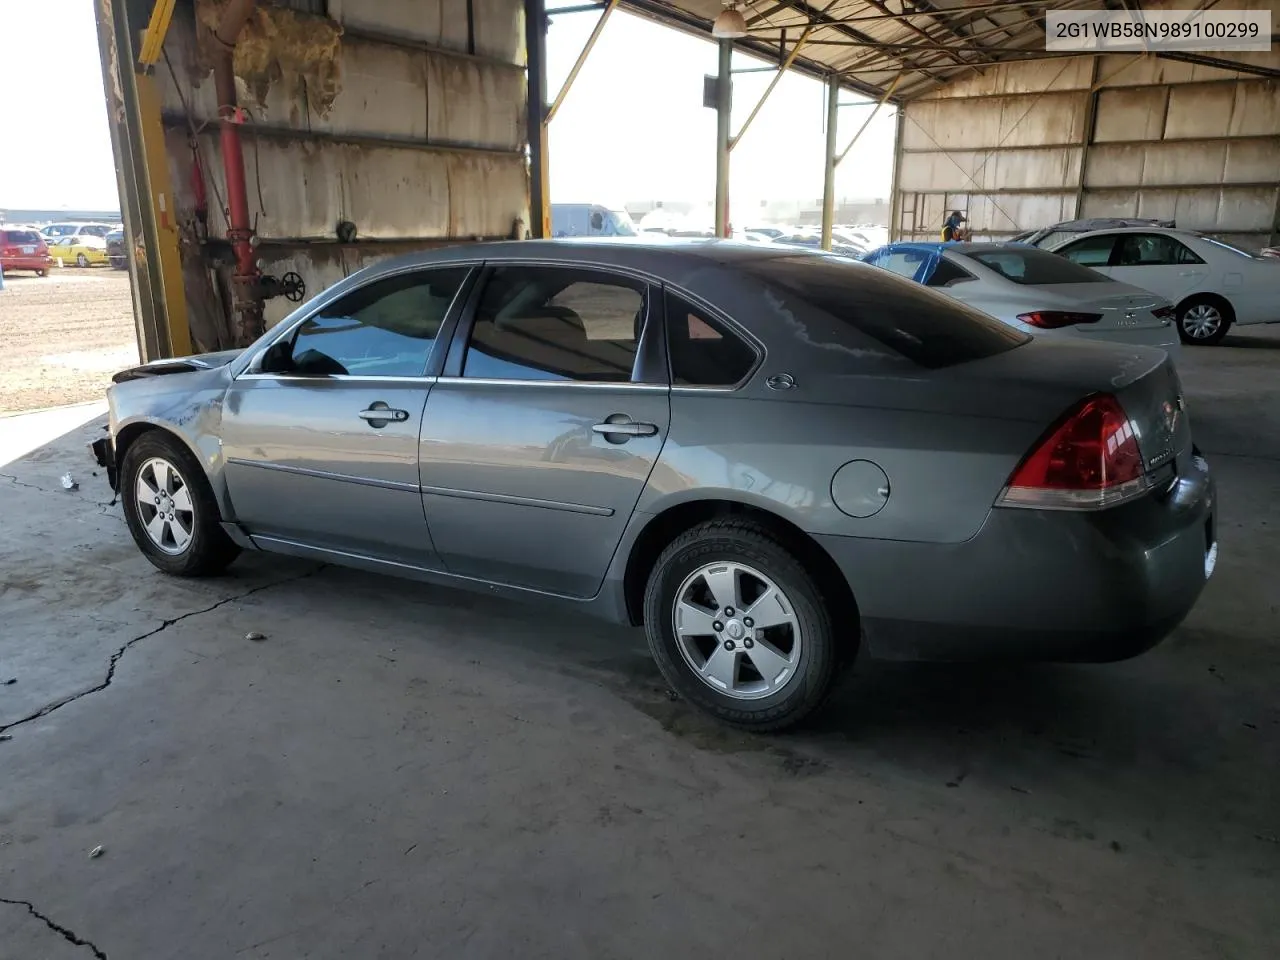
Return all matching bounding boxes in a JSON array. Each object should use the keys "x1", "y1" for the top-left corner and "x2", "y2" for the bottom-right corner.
[{"x1": 47, "y1": 235, "x2": 109, "y2": 267}]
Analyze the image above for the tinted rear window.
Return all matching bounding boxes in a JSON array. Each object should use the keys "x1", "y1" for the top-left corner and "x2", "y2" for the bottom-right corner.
[
  {"x1": 966, "y1": 247, "x2": 1108, "y2": 285},
  {"x1": 3, "y1": 230, "x2": 42, "y2": 244},
  {"x1": 741, "y1": 256, "x2": 1028, "y2": 369}
]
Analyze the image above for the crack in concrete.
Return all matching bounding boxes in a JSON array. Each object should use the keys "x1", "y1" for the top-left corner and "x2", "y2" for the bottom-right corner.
[
  {"x1": 0, "y1": 565, "x2": 327, "y2": 737},
  {"x1": 1, "y1": 472, "x2": 118, "y2": 509},
  {"x1": 0, "y1": 897, "x2": 108, "y2": 958}
]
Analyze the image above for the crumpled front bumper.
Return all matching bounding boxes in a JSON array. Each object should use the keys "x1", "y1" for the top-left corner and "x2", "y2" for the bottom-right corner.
[{"x1": 89, "y1": 436, "x2": 117, "y2": 491}]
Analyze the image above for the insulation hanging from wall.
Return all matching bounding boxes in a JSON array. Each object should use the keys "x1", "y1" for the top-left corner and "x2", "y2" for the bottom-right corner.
[{"x1": 193, "y1": 0, "x2": 344, "y2": 118}]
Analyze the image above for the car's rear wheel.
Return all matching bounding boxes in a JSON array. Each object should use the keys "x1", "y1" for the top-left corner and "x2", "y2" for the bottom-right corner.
[
  {"x1": 76, "y1": 253, "x2": 89, "y2": 268},
  {"x1": 120, "y1": 432, "x2": 240, "y2": 576},
  {"x1": 1177, "y1": 296, "x2": 1231, "y2": 345},
  {"x1": 36, "y1": 269, "x2": 47, "y2": 277},
  {"x1": 643, "y1": 519, "x2": 839, "y2": 731}
]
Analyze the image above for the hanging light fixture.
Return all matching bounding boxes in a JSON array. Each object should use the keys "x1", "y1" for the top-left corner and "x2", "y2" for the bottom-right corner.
[{"x1": 712, "y1": 2, "x2": 749, "y2": 39}]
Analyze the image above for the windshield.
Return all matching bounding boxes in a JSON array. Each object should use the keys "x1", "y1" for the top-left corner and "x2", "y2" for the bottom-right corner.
[
  {"x1": 1198, "y1": 236, "x2": 1267, "y2": 260},
  {"x1": 965, "y1": 247, "x2": 1108, "y2": 285},
  {"x1": 741, "y1": 255, "x2": 1028, "y2": 370},
  {"x1": 43, "y1": 224, "x2": 77, "y2": 237},
  {"x1": 606, "y1": 210, "x2": 637, "y2": 237}
]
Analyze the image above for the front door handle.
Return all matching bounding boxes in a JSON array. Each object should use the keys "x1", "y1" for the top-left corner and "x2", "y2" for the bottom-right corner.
[
  {"x1": 592, "y1": 418, "x2": 659, "y2": 438},
  {"x1": 358, "y1": 403, "x2": 409, "y2": 427}
]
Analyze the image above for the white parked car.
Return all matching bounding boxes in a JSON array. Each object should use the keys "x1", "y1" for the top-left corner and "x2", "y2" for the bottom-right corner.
[
  {"x1": 862, "y1": 242, "x2": 1180, "y2": 354},
  {"x1": 1042, "y1": 227, "x2": 1280, "y2": 345}
]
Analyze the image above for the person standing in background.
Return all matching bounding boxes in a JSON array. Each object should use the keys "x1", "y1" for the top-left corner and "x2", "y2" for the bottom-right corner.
[{"x1": 942, "y1": 210, "x2": 967, "y2": 242}]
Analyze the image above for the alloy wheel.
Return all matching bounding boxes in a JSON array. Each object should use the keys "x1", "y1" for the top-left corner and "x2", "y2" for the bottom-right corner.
[
  {"x1": 1182, "y1": 304, "x2": 1223, "y2": 339},
  {"x1": 672, "y1": 561, "x2": 802, "y2": 700},
  {"x1": 135, "y1": 457, "x2": 195, "y2": 555}
]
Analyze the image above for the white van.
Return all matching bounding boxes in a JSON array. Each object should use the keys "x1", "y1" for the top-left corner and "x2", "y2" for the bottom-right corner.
[{"x1": 550, "y1": 204, "x2": 637, "y2": 238}]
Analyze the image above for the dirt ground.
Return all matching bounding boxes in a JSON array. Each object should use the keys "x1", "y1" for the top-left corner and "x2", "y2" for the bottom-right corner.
[{"x1": 0, "y1": 268, "x2": 137, "y2": 414}]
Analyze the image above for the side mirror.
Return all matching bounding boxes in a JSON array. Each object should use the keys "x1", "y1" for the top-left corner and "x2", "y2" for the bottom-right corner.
[{"x1": 259, "y1": 340, "x2": 295, "y2": 374}]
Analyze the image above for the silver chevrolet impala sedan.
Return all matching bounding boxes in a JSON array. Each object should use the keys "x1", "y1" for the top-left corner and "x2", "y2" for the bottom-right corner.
[{"x1": 93, "y1": 240, "x2": 1218, "y2": 730}]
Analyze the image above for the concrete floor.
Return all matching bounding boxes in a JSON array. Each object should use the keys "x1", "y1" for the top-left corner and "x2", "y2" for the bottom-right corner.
[{"x1": 1, "y1": 332, "x2": 1277, "y2": 960}]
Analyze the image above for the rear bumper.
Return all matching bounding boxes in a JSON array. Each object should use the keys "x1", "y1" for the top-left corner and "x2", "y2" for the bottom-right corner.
[
  {"x1": 819, "y1": 454, "x2": 1216, "y2": 663},
  {"x1": 1, "y1": 256, "x2": 52, "y2": 271}
]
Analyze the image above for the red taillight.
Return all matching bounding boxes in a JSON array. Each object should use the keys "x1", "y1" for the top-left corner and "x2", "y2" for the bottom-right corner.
[
  {"x1": 1016, "y1": 311, "x2": 1103, "y2": 329},
  {"x1": 1000, "y1": 394, "x2": 1152, "y2": 510}
]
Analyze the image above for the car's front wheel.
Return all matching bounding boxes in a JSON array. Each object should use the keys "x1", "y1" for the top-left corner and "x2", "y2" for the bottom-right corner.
[
  {"x1": 643, "y1": 519, "x2": 840, "y2": 731},
  {"x1": 1177, "y1": 296, "x2": 1232, "y2": 345},
  {"x1": 120, "y1": 432, "x2": 240, "y2": 576}
]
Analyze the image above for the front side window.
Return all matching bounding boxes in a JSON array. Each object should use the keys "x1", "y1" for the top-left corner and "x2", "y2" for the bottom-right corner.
[
  {"x1": 1056, "y1": 234, "x2": 1118, "y2": 268},
  {"x1": 462, "y1": 266, "x2": 646, "y2": 382},
  {"x1": 665, "y1": 291, "x2": 758, "y2": 387},
  {"x1": 287, "y1": 267, "x2": 469, "y2": 376},
  {"x1": 1115, "y1": 233, "x2": 1205, "y2": 267}
]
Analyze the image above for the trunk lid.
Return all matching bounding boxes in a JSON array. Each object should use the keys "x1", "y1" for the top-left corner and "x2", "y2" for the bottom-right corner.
[{"x1": 1029, "y1": 282, "x2": 1170, "y2": 331}]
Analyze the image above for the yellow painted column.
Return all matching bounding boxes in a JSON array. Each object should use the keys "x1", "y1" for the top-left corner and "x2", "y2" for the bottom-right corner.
[{"x1": 134, "y1": 72, "x2": 192, "y2": 357}]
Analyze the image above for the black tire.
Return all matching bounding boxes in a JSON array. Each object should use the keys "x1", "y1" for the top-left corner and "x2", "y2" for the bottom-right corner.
[
  {"x1": 76, "y1": 253, "x2": 89, "y2": 268},
  {"x1": 642, "y1": 519, "x2": 840, "y2": 732},
  {"x1": 36, "y1": 269, "x2": 48, "y2": 277},
  {"x1": 1176, "y1": 296, "x2": 1232, "y2": 346},
  {"x1": 120, "y1": 431, "x2": 241, "y2": 576}
]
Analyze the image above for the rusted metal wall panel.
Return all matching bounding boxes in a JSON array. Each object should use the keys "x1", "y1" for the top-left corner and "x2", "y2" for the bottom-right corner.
[
  {"x1": 1093, "y1": 87, "x2": 1169, "y2": 143},
  {"x1": 901, "y1": 92, "x2": 1087, "y2": 151},
  {"x1": 916, "y1": 57, "x2": 1093, "y2": 100},
  {"x1": 166, "y1": 129, "x2": 527, "y2": 242},
  {"x1": 152, "y1": 0, "x2": 529, "y2": 348},
  {"x1": 899, "y1": 147, "x2": 1081, "y2": 193},
  {"x1": 1082, "y1": 186, "x2": 1279, "y2": 234},
  {"x1": 1086, "y1": 140, "x2": 1280, "y2": 188},
  {"x1": 329, "y1": 0, "x2": 474, "y2": 53},
  {"x1": 896, "y1": 52, "x2": 1280, "y2": 245}
]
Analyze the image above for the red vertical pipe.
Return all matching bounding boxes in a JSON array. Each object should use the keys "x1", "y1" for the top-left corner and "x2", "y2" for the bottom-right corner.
[{"x1": 211, "y1": 0, "x2": 262, "y2": 342}]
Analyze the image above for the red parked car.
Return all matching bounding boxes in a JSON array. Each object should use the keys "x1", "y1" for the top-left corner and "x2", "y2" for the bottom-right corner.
[{"x1": 0, "y1": 227, "x2": 53, "y2": 276}]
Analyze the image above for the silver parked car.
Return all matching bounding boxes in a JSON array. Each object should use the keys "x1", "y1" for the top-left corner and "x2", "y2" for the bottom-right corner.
[
  {"x1": 862, "y1": 242, "x2": 1180, "y2": 354},
  {"x1": 93, "y1": 240, "x2": 1218, "y2": 730}
]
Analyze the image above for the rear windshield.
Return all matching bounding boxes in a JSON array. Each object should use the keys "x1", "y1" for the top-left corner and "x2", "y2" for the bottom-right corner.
[
  {"x1": 741, "y1": 255, "x2": 1028, "y2": 369},
  {"x1": 2, "y1": 230, "x2": 42, "y2": 244},
  {"x1": 964, "y1": 247, "x2": 1108, "y2": 285},
  {"x1": 1198, "y1": 236, "x2": 1267, "y2": 260}
]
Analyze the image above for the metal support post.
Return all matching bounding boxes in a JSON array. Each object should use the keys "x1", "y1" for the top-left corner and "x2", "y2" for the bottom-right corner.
[
  {"x1": 714, "y1": 39, "x2": 732, "y2": 238},
  {"x1": 821, "y1": 75, "x2": 839, "y2": 251},
  {"x1": 546, "y1": 0, "x2": 618, "y2": 125},
  {"x1": 525, "y1": 0, "x2": 551, "y2": 238}
]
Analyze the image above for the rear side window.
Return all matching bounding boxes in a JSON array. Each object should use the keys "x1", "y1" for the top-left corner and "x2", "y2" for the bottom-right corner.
[
  {"x1": 967, "y1": 247, "x2": 1109, "y2": 284},
  {"x1": 741, "y1": 256, "x2": 1027, "y2": 370},
  {"x1": 926, "y1": 258, "x2": 974, "y2": 287},
  {"x1": 463, "y1": 265, "x2": 646, "y2": 382},
  {"x1": 665, "y1": 291, "x2": 758, "y2": 387},
  {"x1": 1114, "y1": 233, "x2": 1205, "y2": 266}
]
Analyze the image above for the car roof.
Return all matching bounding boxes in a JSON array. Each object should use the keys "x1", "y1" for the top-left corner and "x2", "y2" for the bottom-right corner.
[
  {"x1": 878, "y1": 241, "x2": 1037, "y2": 257},
  {"x1": 377, "y1": 237, "x2": 828, "y2": 270},
  {"x1": 1045, "y1": 226, "x2": 1206, "y2": 242}
]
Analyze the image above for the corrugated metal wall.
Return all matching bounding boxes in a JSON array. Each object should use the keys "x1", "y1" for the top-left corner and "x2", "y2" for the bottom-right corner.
[
  {"x1": 158, "y1": 0, "x2": 528, "y2": 336},
  {"x1": 892, "y1": 21, "x2": 1280, "y2": 249}
]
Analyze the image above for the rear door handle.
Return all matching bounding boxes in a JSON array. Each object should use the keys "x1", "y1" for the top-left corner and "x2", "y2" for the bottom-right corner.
[
  {"x1": 359, "y1": 404, "x2": 409, "y2": 426},
  {"x1": 592, "y1": 418, "x2": 659, "y2": 438}
]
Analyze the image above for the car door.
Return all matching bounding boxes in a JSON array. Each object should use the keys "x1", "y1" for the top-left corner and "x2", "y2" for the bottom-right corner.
[
  {"x1": 220, "y1": 265, "x2": 474, "y2": 564},
  {"x1": 1105, "y1": 232, "x2": 1212, "y2": 302},
  {"x1": 418, "y1": 262, "x2": 671, "y2": 598}
]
